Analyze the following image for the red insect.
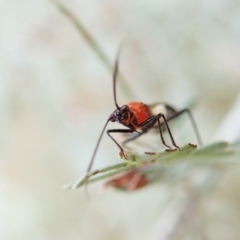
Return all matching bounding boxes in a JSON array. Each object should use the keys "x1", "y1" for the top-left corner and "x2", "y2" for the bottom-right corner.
[{"x1": 86, "y1": 51, "x2": 202, "y2": 176}]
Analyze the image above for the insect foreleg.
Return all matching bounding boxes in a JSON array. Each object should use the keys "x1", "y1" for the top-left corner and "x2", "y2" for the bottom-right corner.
[{"x1": 107, "y1": 129, "x2": 135, "y2": 158}]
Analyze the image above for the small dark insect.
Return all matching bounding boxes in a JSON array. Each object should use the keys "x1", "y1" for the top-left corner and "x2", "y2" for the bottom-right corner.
[{"x1": 86, "y1": 49, "x2": 202, "y2": 177}]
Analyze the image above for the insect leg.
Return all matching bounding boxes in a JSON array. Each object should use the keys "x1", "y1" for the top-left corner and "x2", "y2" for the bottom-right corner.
[
  {"x1": 139, "y1": 114, "x2": 180, "y2": 150},
  {"x1": 122, "y1": 131, "x2": 143, "y2": 147},
  {"x1": 107, "y1": 129, "x2": 135, "y2": 158},
  {"x1": 166, "y1": 109, "x2": 202, "y2": 146}
]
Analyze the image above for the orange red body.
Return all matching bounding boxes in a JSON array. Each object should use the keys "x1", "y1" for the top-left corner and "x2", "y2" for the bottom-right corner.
[{"x1": 127, "y1": 102, "x2": 151, "y2": 126}]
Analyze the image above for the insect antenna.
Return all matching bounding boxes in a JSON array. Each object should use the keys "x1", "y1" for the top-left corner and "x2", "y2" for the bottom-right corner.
[
  {"x1": 86, "y1": 117, "x2": 112, "y2": 175},
  {"x1": 113, "y1": 48, "x2": 121, "y2": 109},
  {"x1": 85, "y1": 47, "x2": 121, "y2": 180}
]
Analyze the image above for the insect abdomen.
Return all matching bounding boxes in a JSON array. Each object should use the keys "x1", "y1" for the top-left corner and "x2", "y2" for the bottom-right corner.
[{"x1": 148, "y1": 103, "x2": 177, "y2": 120}]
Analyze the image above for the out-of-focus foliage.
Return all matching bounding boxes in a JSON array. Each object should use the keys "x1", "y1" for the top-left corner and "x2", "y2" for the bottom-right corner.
[{"x1": 67, "y1": 141, "x2": 239, "y2": 189}]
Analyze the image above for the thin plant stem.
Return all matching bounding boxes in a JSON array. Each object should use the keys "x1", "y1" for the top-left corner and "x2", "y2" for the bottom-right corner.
[{"x1": 50, "y1": 0, "x2": 136, "y2": 99}]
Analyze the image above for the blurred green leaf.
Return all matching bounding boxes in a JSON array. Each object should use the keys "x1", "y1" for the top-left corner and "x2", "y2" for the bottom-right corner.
[{"x1": 65, "y1": 140, "x2": 240, "y2": 189}]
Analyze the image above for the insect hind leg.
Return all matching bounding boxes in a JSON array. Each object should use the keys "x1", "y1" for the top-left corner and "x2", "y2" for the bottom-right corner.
[{"x1": 166, "y1": 109, "x2": 202, "y2": 146}]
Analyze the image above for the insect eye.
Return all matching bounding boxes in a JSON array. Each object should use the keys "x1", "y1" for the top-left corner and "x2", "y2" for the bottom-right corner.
[
  {"x1": 122, "y1": 105, "x2": 128, "y2": 112},
  {"x1": 123, "y1": 110, "x2": 128, "y2": 119}
]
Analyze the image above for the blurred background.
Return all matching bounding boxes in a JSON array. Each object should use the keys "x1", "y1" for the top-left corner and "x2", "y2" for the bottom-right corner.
[{"x1": 1, "y1": 0, "x2": 240, "y2": 239}]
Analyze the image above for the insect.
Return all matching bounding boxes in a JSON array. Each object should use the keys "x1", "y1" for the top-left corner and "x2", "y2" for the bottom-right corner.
[{"x1": 86, "y1": 50, "x2": 202, "y2": 177}]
